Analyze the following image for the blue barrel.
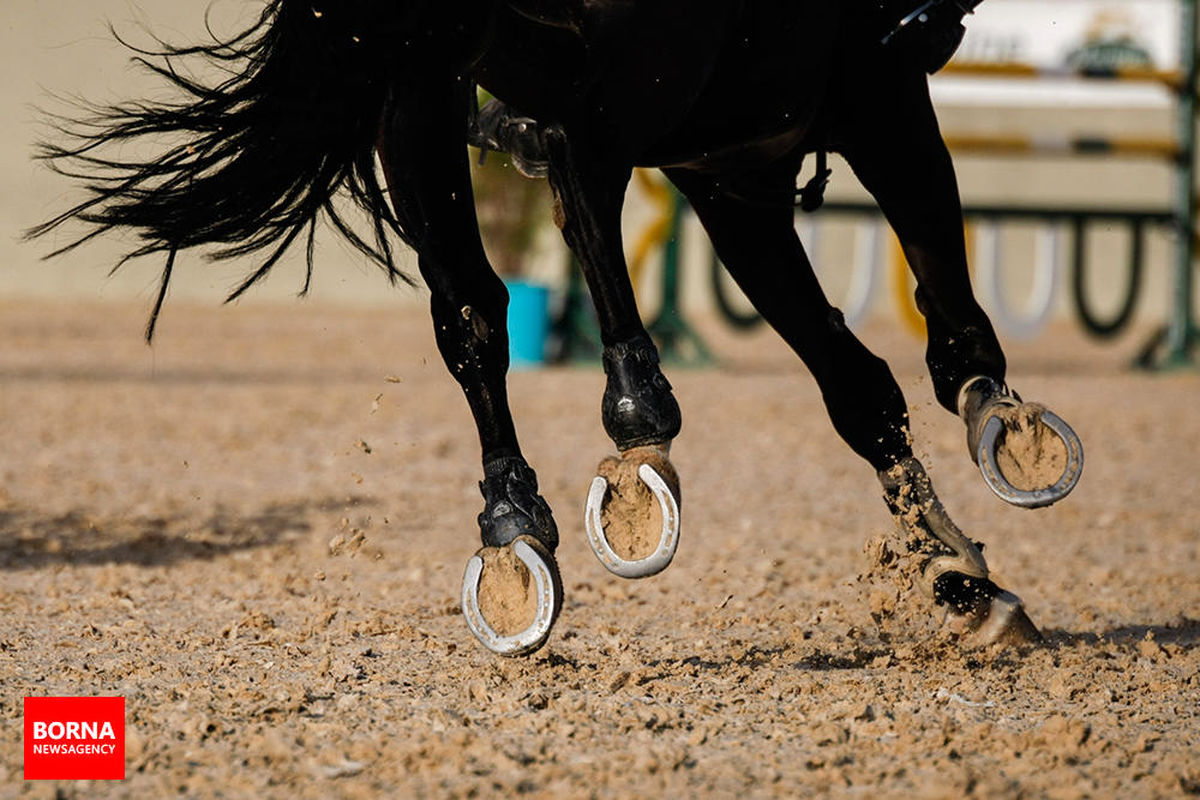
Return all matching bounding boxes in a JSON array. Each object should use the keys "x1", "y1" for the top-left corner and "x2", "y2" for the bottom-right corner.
[{"x1": 505, "y1": 280, "x2": 551, "y2": 369}]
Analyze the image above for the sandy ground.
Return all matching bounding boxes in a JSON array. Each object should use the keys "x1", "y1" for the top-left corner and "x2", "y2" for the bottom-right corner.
[{"x1": 1, "y1": 300, "x2": 1198, "y2": 798}]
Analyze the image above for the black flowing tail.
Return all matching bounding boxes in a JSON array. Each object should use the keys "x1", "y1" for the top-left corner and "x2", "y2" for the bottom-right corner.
[{"x1": 28, "y1": 0, "x2": 419, "y2": 339}]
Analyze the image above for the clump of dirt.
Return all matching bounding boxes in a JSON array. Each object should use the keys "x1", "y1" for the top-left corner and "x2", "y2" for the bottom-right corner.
[
  {"x1": 596, "y1": 447, "x2": 678, "y2": 561},
  {"x1": 882, "y1": 463, "x2": 935, "y2": 530},
  {"x1": 860, "y1": 531, "x2": 929, "y2": 636},
  {"x1": 476, "y1": 544, "x2": 537, "y2": 636},
  {"x1": 993, "y1": 403, "x2": 1068, "y2": 491}
]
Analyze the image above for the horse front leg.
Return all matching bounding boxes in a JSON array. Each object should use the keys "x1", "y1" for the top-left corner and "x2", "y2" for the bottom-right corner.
[
  {"x1": 544, "y1": 127, "x2": 684, "y2": 579},
  {"x1": 838, "y1": 67, "x2": 1083, "y2": 509},
  {"x1": 380, "y1": 85, "x2": 560, "y2": 656},
  {"x1": 668, "y1": 164, "x2": 1039, "y2": 646}
]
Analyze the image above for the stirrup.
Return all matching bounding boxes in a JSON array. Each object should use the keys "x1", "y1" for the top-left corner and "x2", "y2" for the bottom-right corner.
[{"x1": 469, "y1": 99, "x2": 549, "y2": 179}]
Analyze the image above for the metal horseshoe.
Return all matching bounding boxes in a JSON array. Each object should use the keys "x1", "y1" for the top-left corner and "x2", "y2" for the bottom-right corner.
[
  {"x1": 977, "y1": 409, "x2": 1084, "y2": 509},
  {"x1": 585, "y1": 463, "x2": 681, "y2": 579},
  {"x1": 461, "y1": 538, "x2": 560, "y2": 656}
]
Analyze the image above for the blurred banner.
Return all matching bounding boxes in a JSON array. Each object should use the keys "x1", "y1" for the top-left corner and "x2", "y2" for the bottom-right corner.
[
  {"x1": 934, "y1": 0, "x2": 1181, "y2": 107},
  {"x1": 960, "y1": 0, "x2": 1177, "y2": 66}
]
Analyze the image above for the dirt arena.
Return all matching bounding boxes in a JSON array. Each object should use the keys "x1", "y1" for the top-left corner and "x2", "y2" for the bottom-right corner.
[{"x1": 1, "y1": 300, "x2": 1197, "y2": 798}]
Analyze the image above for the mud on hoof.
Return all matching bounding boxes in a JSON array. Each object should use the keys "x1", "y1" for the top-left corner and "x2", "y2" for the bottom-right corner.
[
  {"x1": 880, "y1": 457, "x2": 988, "y2": 598},
  {"x1": 462, "y1": 536, "x2": 562, "y2": 656},
  {"x1": 876, "y1": 457, "x2": 1043, "y2": 648},
  {"x1": 585, "y1": 445, "x2": 681, "y2": 578},
  {"x1": 959, "y1": 376, "x2": 1084, "y2": 509}
]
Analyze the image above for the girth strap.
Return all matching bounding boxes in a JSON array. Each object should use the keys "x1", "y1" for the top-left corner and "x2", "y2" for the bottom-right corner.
[{"x1": 798, "y1": 150, "x2": 832, "y2": 213}]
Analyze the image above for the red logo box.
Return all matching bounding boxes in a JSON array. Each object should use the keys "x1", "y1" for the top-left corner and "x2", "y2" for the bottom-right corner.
[{"x1": 24, "y1": 697, "x2": 125, "y2": 781}]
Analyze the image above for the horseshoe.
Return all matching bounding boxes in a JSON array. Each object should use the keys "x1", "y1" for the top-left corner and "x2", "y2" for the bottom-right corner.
[
  {"x1": 585, "y1": 462, "x2": 680, "y2": 579},
  {"x1": 977, "y1": 409, "x2": 1084, "y2": 509},
  {"x1": 461, "y1": 536, "x2": 561, "y2": 656}
]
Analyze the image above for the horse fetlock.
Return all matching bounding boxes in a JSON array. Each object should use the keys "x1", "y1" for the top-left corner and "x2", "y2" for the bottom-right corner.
[
  {"x1": 876, "y1": 456, "x2": 1042, "y2": 645},
  {"x1": 478, "y1": 457, "x2": 558, "y2": 551},
  {"x1": 601, "y1": 337, "x2": 682, "y2": 450},
  {"x1": 957, "y1": 375, "x2": 1017, "y2": 464},
  {"x1": 878, "y1": 457, "x2": 989, "y2": 597},
  {"x1": 931, "y1": 570, "x2": 999, "y2": 617}
]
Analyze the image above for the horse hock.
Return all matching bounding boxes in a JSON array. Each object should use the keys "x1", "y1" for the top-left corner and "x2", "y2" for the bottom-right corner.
[
  {"x1": 585, "y1": 337, "x2": 683, "y2": 579},
  {"x1": 878, "y1": 457, "x2": 1042, "y2": 646},
  {"x1": 958, "y1": 376, "x2": 1084, "y2": 509},
  {"x1": 462, "y1": 457, "x2": 563, "y2": 656}
]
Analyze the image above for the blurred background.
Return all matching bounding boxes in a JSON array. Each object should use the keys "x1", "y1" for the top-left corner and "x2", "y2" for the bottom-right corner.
[{"x1": 3, "y1": 0, "x2": 1197, "y2": 364}]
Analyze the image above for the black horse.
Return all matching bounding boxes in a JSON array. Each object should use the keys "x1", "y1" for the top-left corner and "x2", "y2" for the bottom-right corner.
[{"x1": 30, "y1": 0, "x2": 1082, "y2": 655}]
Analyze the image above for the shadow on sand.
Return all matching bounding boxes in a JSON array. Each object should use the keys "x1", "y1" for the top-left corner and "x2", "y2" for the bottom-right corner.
[
  {"x1": 1046, "y1": 619, "x2": 1200, "y2": 648},
  {"x1": 0, "y1": 495, "x2": 375, "y2": 570}
]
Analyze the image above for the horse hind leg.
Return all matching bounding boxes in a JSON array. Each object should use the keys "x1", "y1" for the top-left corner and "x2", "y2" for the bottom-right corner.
[
  {"x1": 836, "y1": 66, "x2": 1083, "y2": 508},
  {"x1": 667, "y1": 164, "x2": 1040, "y2": 647},
  {"x1": 544, "y1": 126, "x2": 684, "y2": 579},
  {"x1": 438, "y1": 290, "x2": 565, "y2": 656}
]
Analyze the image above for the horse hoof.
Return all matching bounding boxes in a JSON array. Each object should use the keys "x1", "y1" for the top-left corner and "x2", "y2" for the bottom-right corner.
[
  {"x1": 584, "y1": 447, "x2": 681, "y2": 578},
  {"x1": 977, "y1": 403, "x2": 1084, "y2": 509},
  {"x1": 461, "y1": 535, "x2": 562, "y2": 656},
  {"x1": 955, "y1": 590, "x2": 1044, "y2": 647}
]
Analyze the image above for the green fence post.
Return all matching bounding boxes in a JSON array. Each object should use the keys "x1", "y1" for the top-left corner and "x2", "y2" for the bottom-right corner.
[
  {"x1": 1145, "y1": 0, "x2": 1200, "y2": 368},
  {"x1": 645, "y1": 190, "x2": 714, "y2": 366},
  {"x1": 552, "y1": 190, "x2": 712, "y2": 365}
]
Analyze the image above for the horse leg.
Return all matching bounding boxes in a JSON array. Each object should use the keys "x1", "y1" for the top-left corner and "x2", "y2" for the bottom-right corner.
[
  {"x1": 838, "y1": 69, "x2": 1082, "y2": 509},
  {"x1": 544, "y1": 127, "x2": 684, "y2": 579},
  {"x1": 379, "y1": 84, "x2": 561, "y2": 656},
  {"x1": 668, "y1": 164, "x2": 1040, "y2": 646}
]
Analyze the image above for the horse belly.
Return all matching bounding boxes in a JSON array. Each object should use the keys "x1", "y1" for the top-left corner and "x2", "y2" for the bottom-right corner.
[
  {"x1": 638, "y1": 2, "x2": 843, "y2": 170},
  {"x1": 474, "y1": 6, "x2": 588, "y2": 120},
  {"x1": 478, "y1": 1, "x2": 738, "y2": 158}
]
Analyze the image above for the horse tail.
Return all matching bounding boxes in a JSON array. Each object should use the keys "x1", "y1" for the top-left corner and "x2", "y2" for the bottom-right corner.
[{"x1": 28, "y1": 1, "x2": 419, "y2": 339}]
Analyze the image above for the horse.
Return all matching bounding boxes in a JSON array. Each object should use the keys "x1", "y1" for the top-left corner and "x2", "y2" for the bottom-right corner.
[{"x1": 29, "y1": 0, "x2": 1083, "y2": 656}]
